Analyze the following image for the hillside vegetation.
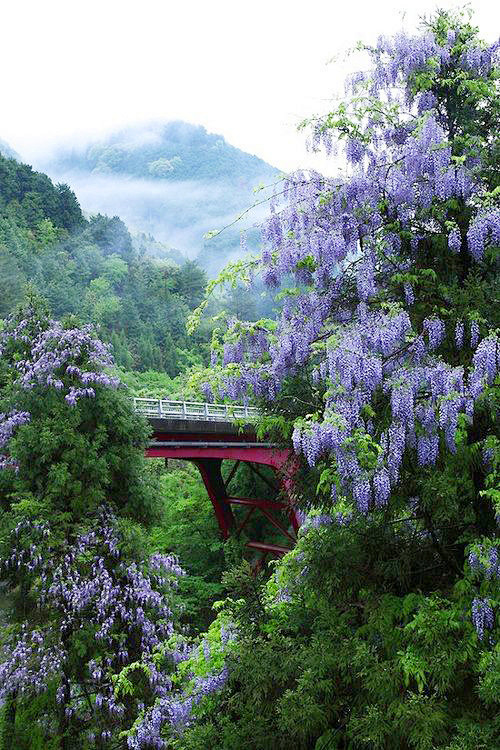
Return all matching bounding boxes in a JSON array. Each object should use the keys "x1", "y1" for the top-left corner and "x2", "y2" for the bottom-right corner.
[{"x1": 0, "y1": 151, "x2": 211, "y2": 375}]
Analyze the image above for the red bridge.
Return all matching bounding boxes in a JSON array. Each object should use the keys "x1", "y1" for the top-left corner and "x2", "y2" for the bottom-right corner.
[{"x1": 135, "y1": 398, "x2": 300, "y2": 562}]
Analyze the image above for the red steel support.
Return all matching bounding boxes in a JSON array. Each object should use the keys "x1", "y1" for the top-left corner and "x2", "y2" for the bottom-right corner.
[
  {"x1": 224, "y1": 460, "x2": 240, "y2": 492},
  {"x1": 146, "y1": 439, "x2": 301, "y2": 556},
  {"x1": 226, "y1": 497, "x2": 287, "y2": 510},
  {"x1": 235, "y1": 506, "x2": 256, "y2": 536},
  {"x1": 192, "y1": 458, "x2": 234, "y2": 538}
]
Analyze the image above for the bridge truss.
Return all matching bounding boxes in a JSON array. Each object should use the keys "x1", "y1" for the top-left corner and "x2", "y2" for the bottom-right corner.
[{"x1": 135, "y1": 398, "x2": 300, "y2": 563}]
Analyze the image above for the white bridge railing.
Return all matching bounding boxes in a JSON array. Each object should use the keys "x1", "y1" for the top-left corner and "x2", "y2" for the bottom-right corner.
[{"x1": 133, "y1": 397, "x2": 259, "y2": 422}]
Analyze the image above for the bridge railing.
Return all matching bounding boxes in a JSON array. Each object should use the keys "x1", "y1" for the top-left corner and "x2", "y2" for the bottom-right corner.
[{"x1": 133, "y1": 397, "x2": 259, "y2": 422}]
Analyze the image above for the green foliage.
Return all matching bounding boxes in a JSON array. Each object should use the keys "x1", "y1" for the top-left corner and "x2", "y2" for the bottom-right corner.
[
  {"x1": 0, "y1": 152, "x2": 213, "y2": 376},
  {"x1": 148, "y1": 463, "x2": 225, "y2": 631},
  {"x1": 0, "y1": 302, "x2": 190, "y2": 748},
  {"x1": 178, "y1": 501, "x2": 499, "y2": 749}
]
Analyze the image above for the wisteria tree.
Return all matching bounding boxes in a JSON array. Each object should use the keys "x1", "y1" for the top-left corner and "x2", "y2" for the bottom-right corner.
[
  {"x1": 181, "y1": 9, "x2": 499, "y2": 749},
  {"x1": 200, "y1": 11, "x2": 499, "y2": 521},
  {"x1": 0, "y1": 295, "x2": 204, "y2": 749}
]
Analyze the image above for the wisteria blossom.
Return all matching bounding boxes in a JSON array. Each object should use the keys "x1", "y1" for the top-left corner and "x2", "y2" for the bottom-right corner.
[
  {"x1": 0, "y1": 314, "x2": 120, "y2": 407},
  {"x1": 202, "y1": 24, "x2": 500, "y2": 518},
  {"x1": 0, "y1": 410, "x2": 31, "y2": 470},
  {"x1": 469, "y1": 543, "x2": 499, "y2": 580},
  {"x1": 472, "y1": 598, "x2": 495, "y2": 641},
  {"x1": 0, "y1": 510, "x2": 190, "y2": 744}
]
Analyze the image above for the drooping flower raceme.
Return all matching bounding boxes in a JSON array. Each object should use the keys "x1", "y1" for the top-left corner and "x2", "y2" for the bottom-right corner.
[
  {"x1": 472, "y1": 597, "x2": 495, "y2": 640},
  {"x1": 0, "y1": 510, "x2": 186, "y2": 745},
  {"x1": 0, "y1": 410, "x2": 31, "y2": 470},
  {"x1": 202, "y1": 24, "x2": 500, "y2": 517}
]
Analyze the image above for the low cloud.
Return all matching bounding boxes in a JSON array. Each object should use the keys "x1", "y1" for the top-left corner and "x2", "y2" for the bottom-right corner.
[{"x1": 43, "y1": 170, "x2": 269, "y2": 258}]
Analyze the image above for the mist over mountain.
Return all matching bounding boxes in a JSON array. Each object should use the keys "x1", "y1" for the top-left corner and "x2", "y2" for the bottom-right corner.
[
  {"x1": 0, "y1": 137, "x2": 20, "y2": 161},
  {"x1": 36, "y1": 121, "x2": 280, "y2": 275}
]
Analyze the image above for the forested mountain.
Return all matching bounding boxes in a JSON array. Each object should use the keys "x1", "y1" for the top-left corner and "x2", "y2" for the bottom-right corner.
[
  {"x1": 0, "y1": 151, "x2": 212, "y2": 374},
  {"x1": 48, "y1": 121, "x2": 276, "y2": 183},
  {"x1": 36, "y1": 121, "x2": 280, "y2": 275}
]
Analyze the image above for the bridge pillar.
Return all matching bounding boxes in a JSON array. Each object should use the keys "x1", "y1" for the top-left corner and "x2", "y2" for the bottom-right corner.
[{"x1": 193, "y1": 458, "x2": 235, "y2": 538}]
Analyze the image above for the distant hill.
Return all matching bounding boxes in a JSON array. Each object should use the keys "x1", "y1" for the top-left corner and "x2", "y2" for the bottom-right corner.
[
  {"x1": 49, "y1": 121, "x2": 277, "y2": 183},
  {"x1": 38, "y1": 122, "x2": 281, "y2": 275}
]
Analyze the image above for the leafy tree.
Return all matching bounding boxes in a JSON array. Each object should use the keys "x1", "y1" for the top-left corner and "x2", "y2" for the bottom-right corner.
[
  {"x1": 85, "y1": 214, "x2": 135, "y2": 262},
  {"x1": 169, "y1": 261, "x2": 207, "y2": 310}
]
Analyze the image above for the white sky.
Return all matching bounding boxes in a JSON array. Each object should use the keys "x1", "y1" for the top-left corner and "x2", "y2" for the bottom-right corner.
[{"x1": 1, "y1": 0, "x2": 499, "y2": 172}]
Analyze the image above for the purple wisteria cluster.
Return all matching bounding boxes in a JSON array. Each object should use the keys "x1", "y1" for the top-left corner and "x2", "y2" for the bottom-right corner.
[
  {"x1": 0, "y1": 509, "x2": 186, "y2": 743},
  {"x1": 1, "y1": 511, "x2": 233, "y2": 747},
  {"x1": 0, "y1": 624, "x2": 66, "y2": 697},
  {"x1": 204, "y1": 22, "x2": 500, "y2": 515},
  {"x1": 472, "y1": 597, "x2": 495, "y2": 641},
  {"x1": 295, "y1": 509, "x2": 353, "y2": 532},
  {"x1": 286, "y1": 316, "x2": 496, "y2": 511},
  {"x1": 359, "y1": 29, "x2": 498, "y2": 98},
  {"x1": 469, "y1": 543, "x2": 499, "y2": 580},
  {"x1": 0, "y1": 317, "x2": 120, "y2": 407},
  {"x1": 126, "y1": 666, "x2": 229, "y2": 749},
  {"x1": 0, "y1": 410, "x2": 30, "y2": 470}
]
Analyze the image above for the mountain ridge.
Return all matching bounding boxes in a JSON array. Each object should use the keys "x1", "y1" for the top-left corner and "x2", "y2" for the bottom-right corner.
[
  {"x1": 44, "y1": 120, "x2": 279, "y2": 184},
  {"x1": 34, "y1": 121, "x2": 280, "y2": 275}
]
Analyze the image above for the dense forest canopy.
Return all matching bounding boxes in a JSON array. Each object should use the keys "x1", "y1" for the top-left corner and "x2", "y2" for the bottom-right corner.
[
  {"x1": 0, "y1": 151, "x2": 215, "y2": 375},
  {"x1": 0, "y1": 7, "x2": 499, "y2": 750}
]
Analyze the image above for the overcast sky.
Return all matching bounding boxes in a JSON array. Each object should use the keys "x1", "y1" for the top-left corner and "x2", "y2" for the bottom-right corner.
[{"x1": 2, "y1": 0, "x2": 499, "y2": 172}]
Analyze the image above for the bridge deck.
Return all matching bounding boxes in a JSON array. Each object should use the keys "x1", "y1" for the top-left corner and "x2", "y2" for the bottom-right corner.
[
  {"x1": 134, "y1": 397, "x2": 258, "y2": 438},
  {"x1": 148, "y1": 415, "x2": 256, "y2": 437}
]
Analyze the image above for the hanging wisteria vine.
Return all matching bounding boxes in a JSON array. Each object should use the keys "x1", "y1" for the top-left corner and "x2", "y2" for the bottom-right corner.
[{"x1": 201, "y1": 23, "x2": 500, "y2": 518}]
